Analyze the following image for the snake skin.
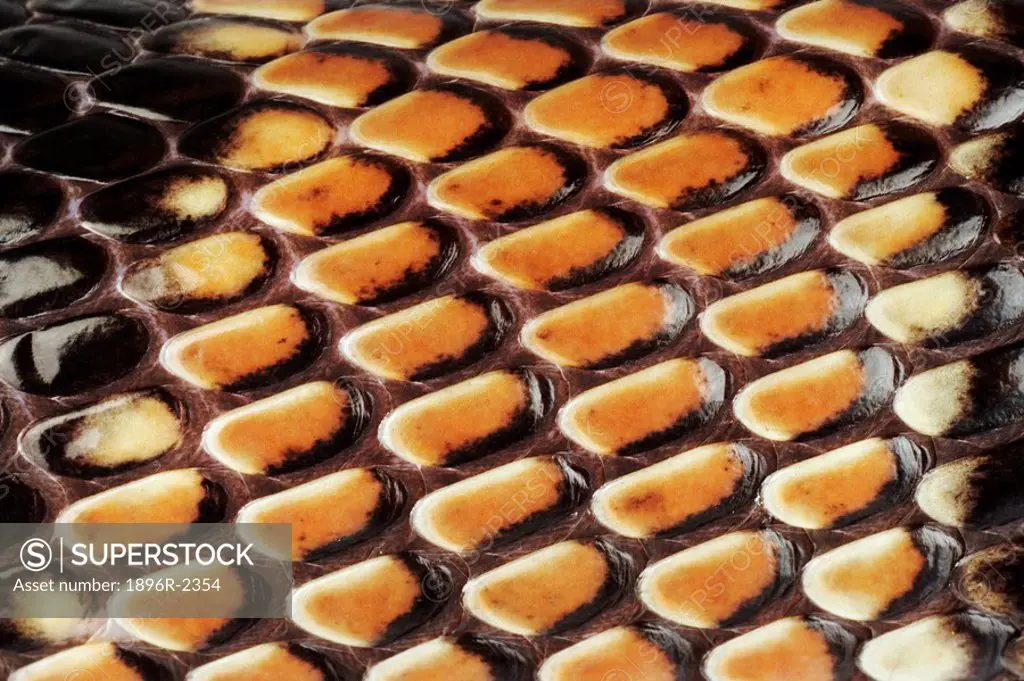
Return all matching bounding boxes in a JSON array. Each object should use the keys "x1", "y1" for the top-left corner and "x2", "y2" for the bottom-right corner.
[{"x1": 3, "y1": 0, "x2": 1024, "y2": 680}]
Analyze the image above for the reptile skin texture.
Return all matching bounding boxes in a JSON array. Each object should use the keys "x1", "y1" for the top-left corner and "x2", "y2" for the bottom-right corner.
[{"x1": 5, "y1": 0, "x2": 1024, "y2": 679}]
